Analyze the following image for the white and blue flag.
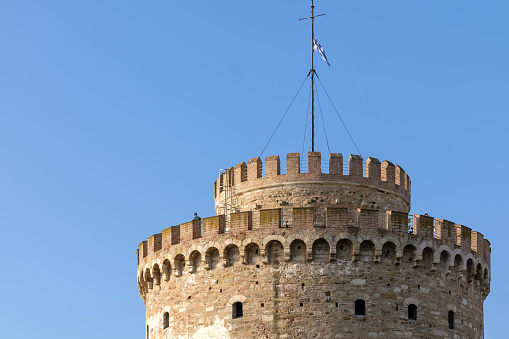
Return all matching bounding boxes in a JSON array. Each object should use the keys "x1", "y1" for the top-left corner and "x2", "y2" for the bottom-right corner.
[{"x1": 313, "y1": 35, "x2": 330, "y2": 66}]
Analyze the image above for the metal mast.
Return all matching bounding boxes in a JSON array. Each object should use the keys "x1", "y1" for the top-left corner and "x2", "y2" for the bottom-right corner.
[
  {"x1": 311, "y1": 0, "x2": 315, "y2": 152},
  {"x1": 300, "y1": 0, "x2": 324, "y2": 152}
]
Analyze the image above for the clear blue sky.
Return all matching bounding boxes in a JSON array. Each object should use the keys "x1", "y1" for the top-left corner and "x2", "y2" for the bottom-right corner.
[{"x1": 0, "y1": 1, "x2": 507, "y2": 338}]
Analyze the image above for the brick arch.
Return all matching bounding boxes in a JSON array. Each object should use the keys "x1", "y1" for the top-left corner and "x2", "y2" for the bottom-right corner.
[
  {"x1": 403, "y1": 297, "x2": 420, "y2": 306},
  {"x1": 262, "y1": 234, "x2": 287, "y2": 247},
  {"x1": 447, "y1": 303, "x2": 458, "y2": 313},
  {"x1": 265, "y1": 239, "x2": 285, "y2": 264},
  {"x1": 223, "y1": 243, "x2": 241, "y2": 267},
  {"x1": 228, "y1": 294, "x2": 247, "y2": 304},
  {"x1": 185, "y1": 243, "x2": 204, "y2": 258},
  {"x1": 464, "y1": 252, "x2": 475, "y2": 264},
  {"x1": 358, "y1": 239, "x2": 376, "y2": 262},
  {"x1": 336, "y1": 232, "x2": 357, "y2": 246},
  {"x1": 356, "y1": 234, "x2": 379, "y2": 247},
  {"x1": 437, "y1": 245, "x2": 452, "y2": 256},
  {"x1": 380, "y1": 240, "x2": 398, "y2": 264},
  {"x1": 225, "y1": 295, "x2": 248, "y2": 320},
  {"x1": 174, "y1": 253, "x2": 186, "y2": 276},
  {"x1": 151, "y1": 263, "x2": 161, "y2": 285},
  {"x1": 244, "y1": 242, "x2": 262, "y2": 265},
  {"x1": 305, "y1": 234, "x2": 333, "y2": 251},
  {"x1": 289, "y1": 238, "x2": 307, "y2": 263},
  {"x1": 286, "y1": 233, "x2": 312, "y2": 245},
  {"x1": 312, "y1": 237, "x2": 331, "y2": 262},
  {"x1": 376, "y1": 235, "x2": 401, "y2": 252},
  {"x1": 419, "y1": 239, "x2": 434, "y2": 251},
  {"x1": 400, "y1": 237, "x2": 420, "y2": 251},
  {"x1": 241, "y1": 237, "x2": 261, "y2": 247},
  {"x1": 202, "y1": 241, "x2": 222, "y2": 257}
]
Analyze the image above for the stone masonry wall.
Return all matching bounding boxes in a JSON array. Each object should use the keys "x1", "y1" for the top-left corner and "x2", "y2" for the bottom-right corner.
[
  {"x1": 138, "y1": 212, "x2": 490, "y2": 339},
  {"x1": 214, "y1": 153, "x2": 411, "y2": 216},
  {"x1": 137, "y1": 152, "x2": 490, "y2": 339}
]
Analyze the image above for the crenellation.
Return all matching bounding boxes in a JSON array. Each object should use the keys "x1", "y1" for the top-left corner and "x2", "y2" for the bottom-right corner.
[
  {"x1": 140, "y1": 209, "x2": 489, "y2": 272},
  {"x1": 435, "y1": 219, "x2": 456, "y2": 247},
  {"x1": 202, "y1": 215, "x2": 225, "y2": 239},
  {"x1": 161, "y1": 226, "x2": 172, "y2": 251},
  {"x1": 366, "y1": 157, "x2": 381, "y2": 181},
  {"x1": 139, "y1": 241, "x2": 147, "y2": 262},
  {"x1": 171, "y1": 225, "x2": 180, "y2": 245},
  {"x1": 471, "y1": 231, "x2": 484, "y2": 254},
  {"x1": 381, "y1": 160, "x2": 395, "y2": 184},
  {"x1": 329, "y1": 153, "x2": 343, "y2": 175},
  {"x1": 138, "y1": 151, "x2": 490, "y2": 339},
  {"x1": 483, "y1": 239, "x2": 491, "y2": 266},
  {"x1": 348, "y1": 154, "x2": 363, "y2": 177},
  {"x1": 153, "y1": 233, "x2": 162, "y2": 252},
  {"x1": 192, "y1": 220, "x2": 202, "y2": 240},
  {"x1": 308, "y1": 151, "x2": 321, "y2": 174},
  {"x1": 234, "y1": 162, "x2": 247, "y2": 185},
  {"x1": 457, "y1": 225, "x2": 472, "y2": 250},
  {"x1": 413, "y1": 214, "x2": 434, "y2": 238},
  {"x1": 387, "y1": 210, "x2": 409, "y2": 235},
  {"x1": 264, "y1": 155, "x2": 280, "y2": 177},
  {"x1": 286, "y1": 153, "x2": 300, "y2": 175},
  {"x1": 247, "y1": 157, "x2": 262, "y2": 181},
  {"x1": 229, "y1": 211, "x2": 252, "y2": 234},
  {"x1": 214, "y1": 153, "x2": 412, "y2": 217},
  {"x1": 180, "y1": 221, "x2": 194, "y2": 243},
  {"x1": 395, "y1": 165, "x2": 405, "y2": 188}
]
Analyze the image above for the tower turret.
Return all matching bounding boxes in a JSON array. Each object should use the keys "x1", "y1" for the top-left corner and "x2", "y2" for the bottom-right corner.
[{"x1": 137, "y1": 152, "x2": 490, "y2": 339}]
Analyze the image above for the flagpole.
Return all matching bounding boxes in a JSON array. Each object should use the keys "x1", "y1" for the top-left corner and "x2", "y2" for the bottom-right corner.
[
  {"x1": 311, "y1": 0, "x2": 315, "y2": 152},
  {"x1": 299, "y1": 0, "x2": 325, "y2": 152}
]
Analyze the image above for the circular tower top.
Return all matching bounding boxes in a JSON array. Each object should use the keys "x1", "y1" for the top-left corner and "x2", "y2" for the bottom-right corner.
[{"x1": 214, "y1": 152, "x2": 411, "y2": 216}]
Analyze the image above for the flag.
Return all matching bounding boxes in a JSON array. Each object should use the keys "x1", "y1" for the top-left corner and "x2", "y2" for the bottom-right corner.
[{"x1": 313, "y1": 35, "x2": 330, "y2": 66}]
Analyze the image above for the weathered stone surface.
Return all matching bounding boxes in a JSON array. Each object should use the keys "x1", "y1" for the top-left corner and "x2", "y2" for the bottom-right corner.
[{"x1": 138, "y1": 153, "x2": 490, "y2": 339}]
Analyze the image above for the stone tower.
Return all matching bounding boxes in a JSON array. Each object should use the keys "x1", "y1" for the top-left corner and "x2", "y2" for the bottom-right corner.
[{"x1": 137, "y1": 152, "x2": 490, "y2": 338}]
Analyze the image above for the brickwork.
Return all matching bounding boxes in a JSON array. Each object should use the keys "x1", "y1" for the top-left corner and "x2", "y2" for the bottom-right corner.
[
  {"x1": 137, "y1": 152, "x2": 491, "y2": 339},
  {"x1": 214, "y1": 152, "x2": 411, "y2": 217}
]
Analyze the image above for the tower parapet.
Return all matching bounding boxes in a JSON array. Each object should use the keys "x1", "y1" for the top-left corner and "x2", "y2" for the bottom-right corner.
[
  {"x1": 214, "y1": 152, "x2": 410, "y2": 216},
  {"x1": 137, "y1": 152, "x2": 490, "y2": 339}
]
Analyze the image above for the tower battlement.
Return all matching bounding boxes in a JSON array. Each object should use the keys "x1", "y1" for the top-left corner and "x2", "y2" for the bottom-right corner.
[
  {"x1": 138, "y1": 152, "x2": 490, "y2": 339},
  {"x1": 214, "y1": 152, "x2": 410, "y2": 218},
  {"x1": 137, "y1": 211, "x2": 490, "y2": 270}
]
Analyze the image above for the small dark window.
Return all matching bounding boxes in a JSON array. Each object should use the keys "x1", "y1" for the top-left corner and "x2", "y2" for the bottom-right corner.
[
  {"x1": 146, "y1": 325, "x2": 149, "y2": 339},
  {"x1": 355, "y1": 299, "x2": 366, "y2": 316},
  {"x1": 233, "y1": 302, "x2": 243, "y2": 319},
  {"x1": 408, "y1": 304, "x2": 417, "y2": 321},
  {"x1": 163, "y1": 312, "x2": 169, "y2": 329},
  {"x1": 448, "y1": 310, "x2": 455, "y2": 330}
]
